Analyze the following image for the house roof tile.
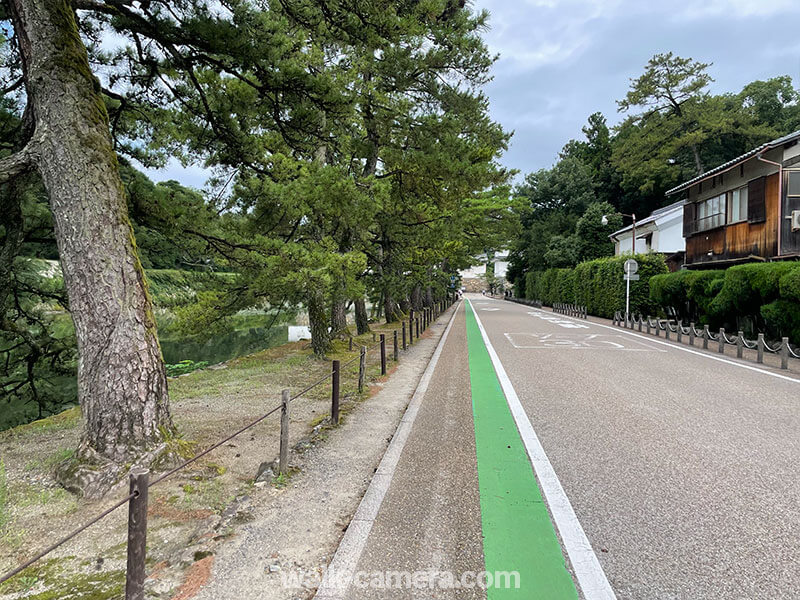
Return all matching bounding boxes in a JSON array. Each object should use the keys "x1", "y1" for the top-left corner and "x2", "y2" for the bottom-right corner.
[{"x1": 665, "y1": 130, "x2": 800, "y2": 196}]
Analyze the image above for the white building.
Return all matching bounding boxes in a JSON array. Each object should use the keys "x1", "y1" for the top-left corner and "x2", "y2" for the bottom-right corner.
[
  {"x1": 609, "y1": 200, "x2": 685, "y2": 256},
  {"x1": 459, "y1": 251, "x2": 510, "y2": 291}
]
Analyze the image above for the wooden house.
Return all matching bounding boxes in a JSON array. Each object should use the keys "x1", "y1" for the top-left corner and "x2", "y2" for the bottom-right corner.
[{"x1": 667, "y1": 131, "x2": 800, "y2": 268}]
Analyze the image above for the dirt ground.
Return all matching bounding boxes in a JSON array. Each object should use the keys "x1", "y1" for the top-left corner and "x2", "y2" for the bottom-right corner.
[{"x1": 0, "y1": 312, "x2": 449, "y2": 600}]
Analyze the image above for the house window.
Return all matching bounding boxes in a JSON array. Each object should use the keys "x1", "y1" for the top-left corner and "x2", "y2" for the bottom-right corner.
[
  {"x1": 789, "y1": 171, "x2": 800, "y2": 199},
  {"x1": 727, "y1": 185, "x2": 748, "y2": 223},
  {"x1": 696, "y1": 193, "x2": 726, "y2": 231}
]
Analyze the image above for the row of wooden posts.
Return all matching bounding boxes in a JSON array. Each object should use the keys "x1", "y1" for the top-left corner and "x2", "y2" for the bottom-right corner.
[
  {"x1": 613, "y1": 312, "x2": 795, "y2": 370},
  {"x1": 122, "y1": 294, "x2": 456, "y2": 600}
]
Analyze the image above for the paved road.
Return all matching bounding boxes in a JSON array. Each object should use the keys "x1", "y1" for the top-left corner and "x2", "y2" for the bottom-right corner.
[{"x1": 317, "y1": 294, "x2": 800, "y2": 599}]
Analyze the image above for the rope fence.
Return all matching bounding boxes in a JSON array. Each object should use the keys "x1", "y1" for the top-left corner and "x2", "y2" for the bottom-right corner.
[
  {"x1": 0, "y1": 295, "x2": 458, "y2": 598},
  {"x1": 612, "y1": 310, "x2": 798, "y2": 370}
]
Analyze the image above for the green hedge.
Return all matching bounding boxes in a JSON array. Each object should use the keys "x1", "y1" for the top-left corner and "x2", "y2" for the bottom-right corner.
[
  {"x1": 648, "y1": 261, "x2": 800, "y2": 343},
  {"x1": 649, "y1": 269, "x2": 725, "y2": 323},
  {"x1": 523, "y1": 254, "x2": 668, "y2": 318}
]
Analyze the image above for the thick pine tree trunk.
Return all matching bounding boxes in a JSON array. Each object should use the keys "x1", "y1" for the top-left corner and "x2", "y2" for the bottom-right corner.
[
  {"x1": 383, "y1": 292, "x2": 399, "y2": 324},
  {"x1": 424, "y1": 286, "x2": 434, "y2": 308},
  {"x1": 307, "y1": 287, "x2": 331, "y2": 357},
  {"x1": 8, "y1": 0, "x2": 171, "y2": 495},
  {"x1": 399, "y1": 297, "x2": 410, "y2": 316},
  {"x1": 354, "y1": 297, "x2": 370, "y2": 335},
  {"x1": 411, "y1": 284, "x2": 423, "y2": 311},
  {"x1": 330, "y1": 298, "x2": 348, "y2": 337}
]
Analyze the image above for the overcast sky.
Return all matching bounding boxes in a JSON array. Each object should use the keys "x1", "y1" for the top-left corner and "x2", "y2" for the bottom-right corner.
[
  {"x1": 141, "y1": 0, "x2": 800, "y2": 189},
  {"x1": 477, "y1": 0, "x2": 800, "y2": 182}
]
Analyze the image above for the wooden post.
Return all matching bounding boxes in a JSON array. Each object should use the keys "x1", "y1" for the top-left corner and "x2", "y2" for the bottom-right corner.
[
  {"x1": 125, "y1": 468, "x2": 149, "y2": 600},
  {"x1": 349, "y1": 337, "x2": 353, "y2": 352},
  {"x1": 718, "y1": 328, "x2": 725, "y2": 354},
  {"x1": 416, "y1": 317, "x2": 420, "y2": 338},
  {"x1": 703, "y1": 325, "x2": 709, "y2": 350},
  {"x1": 408, "y1": 317, "x2": 413, "y2": 345},
  {"x1": 780, "y1": 337, "x2": 789, "y2": 370},
  {"x1": 279, "y1": 389, "x2": 289, "y2": 474},
  {"x1": 737, "y1": 331, "x2": 744, "y2": 358},
  {"x1": 358, "y1": 346, "x2": 366, "y2": 393},
  {"x1": 757, "y1": 333, "x2": 765, "y2": 363},
  {"x1": 689, "y1": 322, "x2": 695, "y2": 346},
  {"x1": 402, "y1": 321, "x2": 407, "y2": 350},
  {"x1": 380, "y1": 334, "x2": 387, "y2": 376},
  {"x1": 393, "y1": 330, "x2": 398, "y2": 361},
  {"x1": 331, "y1": 361, "x2": 340, "y2": 425}
]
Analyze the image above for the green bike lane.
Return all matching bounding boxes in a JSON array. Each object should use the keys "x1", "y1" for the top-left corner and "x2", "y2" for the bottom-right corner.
[{"x1": 321, "y1": 300, "x2": 604, "y2": 599}]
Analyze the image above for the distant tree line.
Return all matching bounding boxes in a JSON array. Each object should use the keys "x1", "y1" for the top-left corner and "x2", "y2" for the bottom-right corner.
[{"x1": 508, "y1": 53, "x2": 800, "y2": 288}]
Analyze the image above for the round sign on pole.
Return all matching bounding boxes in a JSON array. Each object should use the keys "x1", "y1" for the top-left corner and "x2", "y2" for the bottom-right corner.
[{"x1": 624, "y1": 259, "x2": 639, "y2": 274}]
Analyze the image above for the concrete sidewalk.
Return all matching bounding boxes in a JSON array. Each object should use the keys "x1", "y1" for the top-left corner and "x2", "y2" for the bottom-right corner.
[{"x1": 193, "y1": 306, "x2": 458, "y2": 600}]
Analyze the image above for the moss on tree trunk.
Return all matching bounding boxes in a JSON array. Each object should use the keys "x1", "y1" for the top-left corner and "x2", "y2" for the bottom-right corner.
[{"x1": 7, "y1": 0, "x2": 172, "y2": 495}]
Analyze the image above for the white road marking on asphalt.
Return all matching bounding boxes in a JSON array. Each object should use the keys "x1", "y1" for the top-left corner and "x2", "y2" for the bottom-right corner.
[
  {"x1": 524, "y1": 307, "x2": 800, "y2": 385},
  {"x1": 313, "y1": 302, "x2": 462, "y2": 600},
  {"x1": 504, "y1": 332, "x2": 664, "y2": 351},
  {"x1": 469, "y1": 301, "x2": 617, "y2": 600},
  {"x1": 481, "y1": 307, "x2": 500, "y2": 311},
  {"x1": 528, "y1": 311, "x2": 590, "y2": 329}
]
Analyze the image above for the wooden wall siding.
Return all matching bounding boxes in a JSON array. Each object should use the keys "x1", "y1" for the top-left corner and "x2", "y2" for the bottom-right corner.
[{"x1": 686, "y1": 173, "x2": 779, "y2": 265}]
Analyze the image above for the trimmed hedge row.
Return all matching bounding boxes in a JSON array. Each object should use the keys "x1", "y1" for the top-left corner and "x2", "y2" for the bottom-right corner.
[
  {"x1": 523, "y1": 254, "x2": 668, "y2": 319},
  {"x1": 649, "y1": 261, "x2": 800, "y2": 344}
]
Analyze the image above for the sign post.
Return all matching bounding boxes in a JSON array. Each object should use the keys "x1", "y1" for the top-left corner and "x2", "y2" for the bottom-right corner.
[{"x1": 623, "y1": 259, "x2": 639, "y2": 321}]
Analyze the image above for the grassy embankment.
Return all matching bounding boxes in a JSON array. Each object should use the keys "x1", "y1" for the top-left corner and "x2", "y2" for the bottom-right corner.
[{"x1": 0, "y1": 316, "x2": 412, "y2": 599}]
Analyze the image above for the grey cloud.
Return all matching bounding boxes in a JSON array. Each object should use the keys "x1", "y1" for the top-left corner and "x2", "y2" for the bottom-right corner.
[{"x1": 477, "y1": 0, "x2": 800, "y2": 182}]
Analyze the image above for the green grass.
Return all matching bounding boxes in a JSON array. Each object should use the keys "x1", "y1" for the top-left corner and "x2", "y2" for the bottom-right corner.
[
  {"x1": 0, "y1": 459, "x2": 9, "y2": 531},
  {"x1": 12, "y1": 484, "x2": 75, "y2": 511},
  {"x1": 5, "y1": 406, "x2": 80, "y2": 439},
  {"x1": 0, "y1": 558, "x2": 125, "y2": 600},
  {"x1": 165, "y1": 359, "x2": 209, "y2": 377},
  {"x1": 25, "y1": 448, "x2": 75, "y2": 472},
  {"x1": 181, "y1": 478, "x2": 229, "y2": 512}
]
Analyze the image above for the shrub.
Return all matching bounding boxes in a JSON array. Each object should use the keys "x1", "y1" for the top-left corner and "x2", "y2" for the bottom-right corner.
[
  {"x1": 709, "y1": 262, "x2": 800, "y2": 321},
  {"x1": 648, "y1": 261, "x2": 800, "y2": 343},
  {"x1": 521, "y1": 254, "x2": 668, "y2": 318},
  {"x1": 780, "y1": 268, "x2": 800, "y2": 302},
  {"x1": 761, "y1": 300, "x2": 800, "y2": 344},
  {"x1": 649, "y1": 269, "x2": 725, "y2": 322}
]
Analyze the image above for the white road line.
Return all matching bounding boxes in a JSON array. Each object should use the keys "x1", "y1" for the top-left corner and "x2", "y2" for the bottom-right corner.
[
  {"x1": 468, "y1": 300, "x2": 617, "y2": 600},
  {"x1": 522, "y1": 306, "x2": 800, "y2": 385},
  {"x1": 313, "y1": 302, "x2": 461, "y2": 600}
]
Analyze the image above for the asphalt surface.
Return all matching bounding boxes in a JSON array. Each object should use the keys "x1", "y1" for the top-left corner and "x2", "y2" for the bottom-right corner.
[
  {"x1": 473, "y1": 295, "x2": 800, "y2": 599},
  {"x1": 322, "y1": 294, "x2": 800, "y2": 599}
]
